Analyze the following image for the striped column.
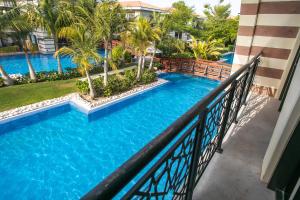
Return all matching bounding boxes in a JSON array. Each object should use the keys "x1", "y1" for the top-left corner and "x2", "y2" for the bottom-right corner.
[{"x1": 233, "y1": 0, "x2": 300, "y2": 97}]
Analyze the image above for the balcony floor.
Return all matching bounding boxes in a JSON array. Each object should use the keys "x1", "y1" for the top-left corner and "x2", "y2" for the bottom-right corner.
[{"x1": 193, "y1": 93, "x2": 280, "y2": 200}]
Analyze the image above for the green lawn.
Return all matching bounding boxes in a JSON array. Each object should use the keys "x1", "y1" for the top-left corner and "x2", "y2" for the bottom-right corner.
[{"x1": 0, "y1": 79, "x2": 78, "y2": 112}]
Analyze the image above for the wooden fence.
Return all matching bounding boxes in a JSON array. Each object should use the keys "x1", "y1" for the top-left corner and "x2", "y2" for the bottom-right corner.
[{"x1": 156, "y1": 57, "x2": 232, "y2": 81}]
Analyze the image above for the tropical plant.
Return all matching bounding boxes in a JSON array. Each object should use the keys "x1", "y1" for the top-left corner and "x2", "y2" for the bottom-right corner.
[
  {"x1": 93, "y1": 0, "x2": 126, "y2": 86},
  {"x1": 110, "y1": 45, "x2": 125, "y2": 71},
  {"x1": 164, "y1": 1, "x2": 194, "y2": 34},
  {"x1": 201, "y1": 0, "x2": 239, "y2": 46},
  {"x1": 0, "y1": 66, "x2": 14, "y2": 86},
  {"x1": 55, "y1": 23, "x2": 101, "y2": 99},
  {"x1": 27, "y1": 0, "x2": 71, "y2": 74},
  {"x1": 204, "y1": 0, "x2": 231, "y2": 20},
  {"x1": 127, "y1": 17, "x2": 153, "y2": 80},
  {"x1": 0, "y1": 0, "x2": 37, "y2": 81},
  {"x1": 191, "y1": 36, "x2": 224, "y2": 60},
  {"x1": 148, "y1": 13, "x2": 164, "y2": 70}
]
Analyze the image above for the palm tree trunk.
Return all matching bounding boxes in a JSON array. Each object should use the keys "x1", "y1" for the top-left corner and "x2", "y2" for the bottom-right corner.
[
  {"x1": 103, "y1": 44, "x2": 109, "y2": 86},
  {"x1": 54, "y1": 36, "x2": 63, "y2": 74},
  {"x1": 136, "y1": 55, "x2": 142, "y2": 81},
  {"x1": 141, "y1": 54, "x2": 145, "y2": 73},
  {"x1": 24, "y1": 49, "x2": 37, "y2": 81},
  {"x1": 149, "y1": 42, "x2": 156, "y2": 70},
  {"x1": 85, "y1": 69, "x2": 95, "y2": 99},
  {"x1": 0, "y1": 65, "x2": 14, "y2": 86}
]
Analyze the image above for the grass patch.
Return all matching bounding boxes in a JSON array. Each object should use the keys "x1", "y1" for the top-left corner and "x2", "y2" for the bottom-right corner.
[{"x1": 0, "y1": 79, "x2": 78, "y2": 112}]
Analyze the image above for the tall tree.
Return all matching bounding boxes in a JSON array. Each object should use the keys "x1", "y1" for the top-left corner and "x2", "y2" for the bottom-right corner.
[
  {"x1": 164, "y1": 1, "x2": 196, "y2": 38},
  {"x1": 1, "y1": 0, "x2": 37, "y2": 81},
  {"x1": 127, "y1": 17, "x2": 152, "y2": 80},
  {"x1": 94, "y1": 0, "x2": 126, "y2": 86},
  {"x1": 204, "y1": 0, "x2": 231, "y2": 20},
  {"x1": 148, "y1": 13, "x2": 164, "y2": 70},
  {"x1": 201, "y1": 0, "x2": 238, "y2": 46},
  {"x1": 56, "y1": 23, "x2": 101, "y2": 99},
  {"x1": 27, "y1": 0, "x2": 70, "y2": 74}
]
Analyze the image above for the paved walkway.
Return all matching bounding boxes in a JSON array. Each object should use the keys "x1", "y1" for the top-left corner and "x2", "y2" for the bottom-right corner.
[
  {"x1": 80, "y1": 65, "x2": 137, "y2": 81},
  {"x1": 193, "y1": 93, "x2": 280, "y2": 200}
]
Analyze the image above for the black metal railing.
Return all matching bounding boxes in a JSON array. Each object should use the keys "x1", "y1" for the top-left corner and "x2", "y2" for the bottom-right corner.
[{"x1": 82, "y1": 53, "x2": 261, "y2": 200}]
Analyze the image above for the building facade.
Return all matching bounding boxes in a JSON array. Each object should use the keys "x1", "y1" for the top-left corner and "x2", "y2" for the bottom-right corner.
[
  {"x1": 119, "y1": 0, "x2": 193, "y2": 42},
  {"x1": 233, "y1": 0, "x2": 300, "y2": 98}
]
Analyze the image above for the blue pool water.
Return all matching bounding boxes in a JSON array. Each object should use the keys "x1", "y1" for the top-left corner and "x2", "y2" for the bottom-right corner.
[
  {"x1": 0, "y1": 50, "x2": 105, "y2": 75},
  {"x1": 221, "y1": 52, "x2": 234, "y2": 64},
  {"x1": 0, "y1": 73, "x2": 219, "y2": 199}
]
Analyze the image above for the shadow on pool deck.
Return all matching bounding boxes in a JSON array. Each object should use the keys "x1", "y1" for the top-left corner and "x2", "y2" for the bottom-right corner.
[{"x1": 192, "y1": 93, "x2": 280, "y2": 200}]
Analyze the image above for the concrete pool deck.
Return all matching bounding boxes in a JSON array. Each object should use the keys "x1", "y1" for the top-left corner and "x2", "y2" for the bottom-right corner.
[{"x1": 193, "y1": 93, "x2": 279, "y2": 200}]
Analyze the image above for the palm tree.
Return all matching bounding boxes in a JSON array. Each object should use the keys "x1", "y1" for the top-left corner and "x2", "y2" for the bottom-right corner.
[
  {"x1": 149, "y1": 13, "x2": 164, "y2": 70},
  {"x1": 0, "y1": 0, "x2": 37, "y2": 81},
  {"x1": 127, "y1": 17, "x2": 153, "y2": 80},
  {"x1": 55, "y1": 23, "x2": 101, "y2": 99},
  {"x1": 0, "y1": 66, "x2": 14, "y2": 85},
  {"x1": 94, "y1": 0, "x2": 126, "y2": 86},
  {"x1": 191, "y1": 36, "x2": 224, "y2": 61},
  {"x1": 27, "y1": 0, "x2": 70, "y2": 74},
  {"x1": 204, "y1": 0, "x2": 231, "y2": 20}
]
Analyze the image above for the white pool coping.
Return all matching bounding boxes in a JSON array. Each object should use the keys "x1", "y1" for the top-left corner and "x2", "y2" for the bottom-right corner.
[{"x1": 0, "y1": 78, "x2": 169, "y2": 125}]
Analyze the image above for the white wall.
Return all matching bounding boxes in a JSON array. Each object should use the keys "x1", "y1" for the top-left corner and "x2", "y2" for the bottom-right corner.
[{"x1": 261, "y1": 54, "x2": 300, "y2": 183}]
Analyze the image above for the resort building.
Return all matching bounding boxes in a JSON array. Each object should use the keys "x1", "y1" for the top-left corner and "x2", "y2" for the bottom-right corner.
[
  {"x1": 119, "y1": 0, "x2": 201, "y2": 41},
  {"x1": 0, "y1": 0, "x2": 55, "y2": 53}
]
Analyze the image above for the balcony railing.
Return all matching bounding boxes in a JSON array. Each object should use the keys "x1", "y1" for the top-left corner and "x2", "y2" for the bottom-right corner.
[{"x1": 82, "y1": 53, "x2": 261, "y2": 200}]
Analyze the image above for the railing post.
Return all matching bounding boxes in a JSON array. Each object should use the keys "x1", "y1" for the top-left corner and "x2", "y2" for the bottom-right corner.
[
  {"x1": 216, "y1": 80, "x2": 238, "y2": 153},
  {"x1": 234, "y1": 70, "x2": 250, "y2": 123},
  {"x1": 204, "y1": 65, "x2": 208, "y2": 76},
  {"x1": 186, "y1": 109, "x2": 208, "y2": 200},
  {"x1": 242, "y1": 58, "x2": 260, "y2": 105},
  {"x1": 218, "y1": 67, "x2": 223, "y2": 79}
]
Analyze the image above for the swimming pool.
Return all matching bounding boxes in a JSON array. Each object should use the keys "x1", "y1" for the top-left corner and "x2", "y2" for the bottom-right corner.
[
  {"x1": 0, "y1": 50, "x2": 105, "y2": 75},
  {"x1": 0, "y1": 73, "x2": 219, "y2": 199},
  {"x1": 221, "y1": 52, "x2": 234, "y2": 64}
]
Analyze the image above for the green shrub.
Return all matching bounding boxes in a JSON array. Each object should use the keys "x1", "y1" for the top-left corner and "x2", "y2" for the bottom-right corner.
[
  {"x1": 141, "y1": 69, "x2": 156, "y2": 84},
  {"x1": 124, "y1": 51, "x2": 132, "y2": 63},
  {"x1": 0, "y1": 45, "x2": 20, "y2": 53},
  {"x1": 228, "y1": 44, "x2": 235, "y2": 52},
  {"x1": 103, "y1": 86, "x2": 113, "y2": 97},
  {"x1": 124, "y1": 69, "x2": 137, "y2": 86},
  {"x1": 90, "y1": 66, "x2": 104, "y2": 75},
  {"x1": 0, "y1": 77, "x2": 4, "y2": 87},
  {"x1": 103, "y1": 75, "x2": 133, "y2": 97},
  {"x1": 153, "y1": 62, "x2": 163, "y2": 70},
  {"x1": 76, "y1": 80, "x2": 89, "y2": 94},
  {"x1": 10, "y1": 74, "x2": 30, "y2": 85},
  {"x1": 92, "y1": 78, "x2": 104, "y2": 96},
  {"x1": 171, "y1": 52, "x2": 194, "y2": 59},
  {"x1": 76, "y1": 69, "x2": 157, "y2": 98},
  {"x1": 35, "y1": 69, "x2": 81, "y2": 82}
]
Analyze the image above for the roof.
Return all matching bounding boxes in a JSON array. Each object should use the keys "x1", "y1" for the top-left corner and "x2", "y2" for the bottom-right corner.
[{"x1": 119, "y1": 1, "x2": 163, "y2": 11}]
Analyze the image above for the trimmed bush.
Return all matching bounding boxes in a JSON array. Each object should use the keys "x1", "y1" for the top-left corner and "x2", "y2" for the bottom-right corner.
[
  {"x1": 141, "y1": 69, "x2": 157, "y2": 84},
  {"x1": 153, "y1": 62, "x2": 163, "y2": 70},
  {"x1": 124, "y1": 69, "x2": 137, "y2": 87},
  {"x1": 93, "y1": 78, "x2": 104, "y2": 96},
  {"x1": 76, "y1": 80, "x2": 89, "y2": 94},
  {"x1": 76, "y1": 69, "x2": 157, "y2": 98},
  {"x1": 124, "y1": 51, "x2": 132, "y2": 63},
  {"x1": 0, "y1": 45, "x2": 20, "y2": 53}
]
